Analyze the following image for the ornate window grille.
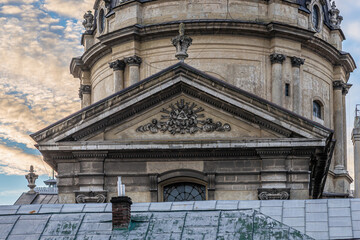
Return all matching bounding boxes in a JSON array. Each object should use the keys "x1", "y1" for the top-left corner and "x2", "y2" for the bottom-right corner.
[{"x1": 163, "y1": 182, "x2": 206, "y2": 202}]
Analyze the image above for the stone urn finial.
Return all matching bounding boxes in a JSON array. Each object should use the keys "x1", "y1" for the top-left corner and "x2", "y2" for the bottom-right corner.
[
  {"x1": 171, "y1": 23, "x2": 193, "y2": 62},
  {"x1": 329, "y1": 1, "x2": 343, "y2": 29},
  {"x1": 25, "y1": 165, "x2": 38, "y2": 194},
  {"x1": 82, "y1": 10, "x2": 94, "y2": 33}
]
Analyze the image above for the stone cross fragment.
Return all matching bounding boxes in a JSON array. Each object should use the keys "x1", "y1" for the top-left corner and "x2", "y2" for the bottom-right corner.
[
  {"x1": 171, "y1": 23, "x2": 193, "y2": 62},
  {"x1": 25, "y1": 165, "x2": 38, "y2": 194}
]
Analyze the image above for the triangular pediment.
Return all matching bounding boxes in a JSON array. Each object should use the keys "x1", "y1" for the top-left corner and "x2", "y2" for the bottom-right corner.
[
  {"x1": 31, "y1": 62, "x2": 332, "y2": 144},
  {"x1": 89, "y1": 95, "x2": 283, "y2": 142}
]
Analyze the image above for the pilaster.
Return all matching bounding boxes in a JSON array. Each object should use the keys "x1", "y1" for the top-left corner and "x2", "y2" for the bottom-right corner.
[
  {"x1": 352, "y1": 107, "x2": 360, "y2": 198},
  {"x1": 332, "y1": 80, "x2": 345, "y2": 173},
  {"x1": 124, "y1": 55, "x2": 142, "y2": 87},
  {"x1": 270, "y1": 53, "x2": 286, "y2": 106},
  {"x1": 79, "y1": 85, "x2": 91, "y2": 108},
  {"x1": 109, "y1": 59, "x2": 126, "y2": 93},
  {"x1": 290, "y1": 57, "x2": 305, "y2": 115}
]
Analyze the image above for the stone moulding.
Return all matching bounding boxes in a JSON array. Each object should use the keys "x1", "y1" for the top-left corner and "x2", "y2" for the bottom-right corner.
[
  {"x1": 136, "y1": 99, "x2": 231, "y2": 134},
  {"x1": 75, "y1": 191, "x2": 107, "y2": 203},
  {"x1": 257, "y1": 188, "x2": 291, "y2": 200}
]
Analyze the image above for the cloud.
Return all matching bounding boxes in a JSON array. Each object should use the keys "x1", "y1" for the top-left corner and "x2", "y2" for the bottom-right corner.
[
  {"x1": 0, "y1": 5, "x2": 22, "y2": 14},
  {"x1": 41, "y1": 0, "x2": 93, "y2": 18}
]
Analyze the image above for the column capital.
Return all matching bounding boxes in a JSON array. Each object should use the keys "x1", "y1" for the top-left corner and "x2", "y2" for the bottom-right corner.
[
  {"x1": 333, "y1": 80, "x2": 345, "y2": 90},
  {"x1": 79, "y1": 84, "x2": 91, "y2": 99},
  {"x1": 270, "y1": 53, "x2": 286, "y2": 64},
  {"x1": 290, "y1": 56, "x2": 305, "y2": 67},
  {"x1": 343, "y1": 83, "x2": 352, "y2": 95},
  {"x1": 124, "y1": 55, "x2": 142, "y2": 66},
  {"x1": 109, "y1": 59, "x2": 125, "y2": 71}
]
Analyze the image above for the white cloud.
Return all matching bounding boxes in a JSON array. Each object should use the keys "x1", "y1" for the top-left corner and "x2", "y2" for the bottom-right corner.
[
  {"x1": 41, "y1": 0, "x2": 93, "y2": 18},
  {"x1": 0, "y1": 5, "x2": 22, "y2": 14}
]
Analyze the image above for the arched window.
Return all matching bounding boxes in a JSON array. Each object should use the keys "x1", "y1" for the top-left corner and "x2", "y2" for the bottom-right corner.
[
  {"x1": 99, "y1": 9, "x2": 105, "y2": 33},
  {"x1": 163, "y1": 182, "x2": 206, "y2": 202},
  {"x1": 313, "y1": 100, "x2": 322, "y2": 119},
  {"x1": 312, "y1": 5, "x2": 320, "y2": 30}
]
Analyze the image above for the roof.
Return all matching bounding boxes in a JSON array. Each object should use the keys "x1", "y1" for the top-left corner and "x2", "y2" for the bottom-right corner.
[
  {"x1": 1, "y1": 199, "x2": 360, "y2": 240},
  {"x1": 14, "y1": 192, "x2": 58, "y2": 205}
]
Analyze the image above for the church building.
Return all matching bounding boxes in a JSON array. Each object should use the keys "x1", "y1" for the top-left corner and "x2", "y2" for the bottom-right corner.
[{"x1": 31, "y1": 0, "x2": 356, "y2": 204}]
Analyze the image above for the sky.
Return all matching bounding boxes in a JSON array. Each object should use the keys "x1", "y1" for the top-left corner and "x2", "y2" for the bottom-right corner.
[{"x1": 0, "y1": 0, "x2": 359, "y2": 205}]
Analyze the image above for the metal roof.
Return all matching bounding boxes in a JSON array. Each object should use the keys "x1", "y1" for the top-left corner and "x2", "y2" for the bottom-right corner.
[{"x1": 1, "y1": 199, "x2": 360, "y2": 239}]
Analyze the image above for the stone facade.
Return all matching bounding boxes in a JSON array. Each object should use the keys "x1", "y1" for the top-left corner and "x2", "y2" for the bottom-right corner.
[{"x1": 32, "y1": 0, "x2": 355, "y2": 203}]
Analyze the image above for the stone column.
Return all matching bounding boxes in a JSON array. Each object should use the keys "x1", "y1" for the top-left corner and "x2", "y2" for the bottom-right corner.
[
  {"x1": 270, "y1": 53, "x2": 286, "y2": 106},
  {"x1": 124, "y1": 55, "x2": 142, "y2": 87},
  {"x1": 290, "y1": 57, "x2": 305, "y2": 115},
  {"x1": 79, "y1": 85, "x2": 91, "y2": 108},
  {"x1": 352, "y1": 108, "x2": 360, "y2": 198},
  {"x1": 342, "y1": 84, "x2": 351, "y2": 170},
  {"x1": 109, "y1": 59, "x2": 126, "y2": 93},
  {"x1": 333, "y1": 80, "x2": 346, "y2": 173}
]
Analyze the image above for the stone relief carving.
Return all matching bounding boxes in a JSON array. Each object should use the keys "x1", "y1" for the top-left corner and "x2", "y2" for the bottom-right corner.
[
  {"x1": 76, "y1": 192, "x2": 106, "y2": 203},
  {"x1": 172, "y1": 23, "x2": 193, "y2": 62},
  {"x1": 269, "y1": 53, "x2": 286, "y2": 64},
  {"x1": 82, "y1": 11, "x2": 94, "y2": 33},
  {"x1": 329, "y1": 1, "x2": 343, "y2": 29},
  {"x1": 79, "y1": 84, "x2": 91, "y2": 99},
  {"x1": 124, "y1": 55, "x2": 142, "y2": 66},
  {"x1": 258, "y1": 188, "x2": 290, "y2": 200},
  {"x1": 137, "y1": 99, "x2": 231, "y2": 135},
  {"x1": 109, "y1": 59, "x2": 126, "y2": 71},
  {"x1": 290, "y1": 57, "x2": 305, "y2": 67}
]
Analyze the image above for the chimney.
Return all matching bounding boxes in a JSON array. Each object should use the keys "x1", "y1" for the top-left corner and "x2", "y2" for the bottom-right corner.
[
  {"x1": 111, "y1": 176, "x2": 132, "y2": 229},
  {"x1": 111, "y1": 196, "x2": 132, "y2": 229}
]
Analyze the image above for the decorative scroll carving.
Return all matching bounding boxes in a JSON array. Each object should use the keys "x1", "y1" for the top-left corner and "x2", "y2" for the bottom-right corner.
[
  {"x1": 333, "y1": 80, "x2": 344, "y2": 90},
  {"x1": 258, "y1": 188, "x2": 290, "y2": 200},
  {"x1": 329, "y1": 1, "x2": 343, "y2": 29},
  {"x1": 79, "y1": 84, "x2": 91, "y2": 99},
  {"x1": 25, "y1": 165, "x2": 38, "y2": 194},
  {"x1": 124, "y1": 55, "x2": 142, "y2": 66},
  {"x1": 136, "y1": 99, "x2": 231, "y2": 135},
  {"x1": 75, "y1": 192, "x2": 106, "y2": 203},
  {"x1": 290, "y1": 57, "x2": 305, "y2": 67},
  {"x1": 342, "y1": 83, "x2": 352, "y2": 95},
  {"x1": 109, "y1": 59, "x2": 125, "y2": 71},
  {"x1": 82, "y1": 11, "x2": 94, "y2": 33},
  {"x1": 270, "y1": 53, "x2": 286, "y2": 64},
  {"x1": 171, "y1": 23, "x2": 193, "y2": 62}
]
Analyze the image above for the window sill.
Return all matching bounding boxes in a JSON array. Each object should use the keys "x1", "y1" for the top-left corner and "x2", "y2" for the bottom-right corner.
[{"x1": 313, "y1": 116, "x2": 324, "y2": 125}]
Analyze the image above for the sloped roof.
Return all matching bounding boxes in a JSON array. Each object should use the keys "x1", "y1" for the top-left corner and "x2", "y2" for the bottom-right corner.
[
  {"x1": 1, "y1": 199, "x2": 359, "y2": 239},
  {"x1": 14, "y1": 192, "x2": 58, "y2": 205}
]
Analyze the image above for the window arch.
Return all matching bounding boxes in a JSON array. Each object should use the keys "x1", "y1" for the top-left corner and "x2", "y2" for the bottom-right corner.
[
  {"x1": 98, "y1": 9, "x2": 105, "y2": 34},
  {"x1": 313, "y1": 100, "x2": 323, "y2": 119},
  {"x1": 163, "y1": 182, "x2": 206, "y2": 202},
  {"x1": 312, "y1": 5, "x2": 320, "y2": 30}
]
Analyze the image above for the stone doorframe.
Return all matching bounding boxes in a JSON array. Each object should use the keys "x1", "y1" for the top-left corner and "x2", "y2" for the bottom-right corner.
[{"x1": 149, "y1": 169, "x2": 215, "y2": 202}]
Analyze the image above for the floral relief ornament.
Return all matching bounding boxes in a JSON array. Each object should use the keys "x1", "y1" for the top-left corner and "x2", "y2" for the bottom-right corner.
[{"x1": 136, "y1": 99, "x2": 231, "y2": 135}]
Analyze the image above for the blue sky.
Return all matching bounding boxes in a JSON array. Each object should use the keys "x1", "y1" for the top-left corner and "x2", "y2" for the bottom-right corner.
[{"x1": 0, "y1": 0, "x2": 359, "y2": 205}]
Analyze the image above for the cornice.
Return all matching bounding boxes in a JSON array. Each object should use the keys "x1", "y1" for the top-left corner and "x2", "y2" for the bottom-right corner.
[{"x1": 71, "y1": 20, "x2": 355, "y2": 78}]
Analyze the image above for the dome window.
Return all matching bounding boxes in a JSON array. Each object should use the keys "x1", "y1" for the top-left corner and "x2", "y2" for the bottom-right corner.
[
  {"x1": 163, "y1": 182, "x2": 206, "y2": 202},
  {"x1": 312, "y1": 5, "x2": 320, "y2": 30},
  {"x1": 99, "y1": 9, "x2": 105, "y2": 34},
  {"x1": 313, "y1": 100, "x2": 323, "y2": 119}
]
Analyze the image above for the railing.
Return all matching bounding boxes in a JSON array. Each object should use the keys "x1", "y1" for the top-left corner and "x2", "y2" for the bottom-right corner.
[{"x1": 34, "y1": 187, "x2": 58, "y2": 194}]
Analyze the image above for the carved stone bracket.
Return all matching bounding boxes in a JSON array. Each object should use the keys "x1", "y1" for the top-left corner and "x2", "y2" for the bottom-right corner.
[
  {"x1": 124, "y1": 55, "x2": 142, "y2": 66},
  {"x1": 270, "y1": 53, "x2": 286, "y2": 64},
  {"x1": 258, "y1": 188, "x2": 290, "y2": 200},
  {"x1": 172, "y1": 23, "x2": 193, "y2": 62},
  {"x1": 290, "y1": 57, "x2": 305, "y2": 67},
  {"x1": 342, "y1": 83, "x2": 352, "y2": 95},
  {"x1": 75, "y1": 191, "x2": 107, "y2": 203},
  {"x1": 79, "y1": 84, "x2": 91, "y2": 99},
  {"x1": 109, "y1": 59, "x2": 125, "y2": 71},
  {"x1": 136, "y1": 99, "x2": 231, "y2": 135}
]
